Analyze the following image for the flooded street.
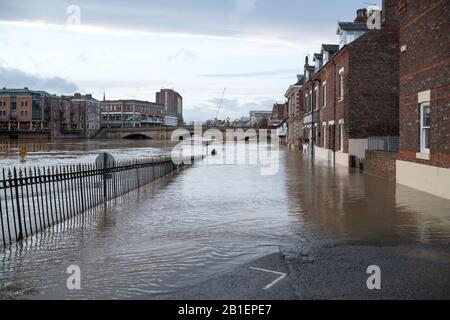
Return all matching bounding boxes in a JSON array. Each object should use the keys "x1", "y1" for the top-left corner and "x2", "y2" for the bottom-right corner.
[{"x1": 1, "y1": 141, "x2": 450, "y2": 299}]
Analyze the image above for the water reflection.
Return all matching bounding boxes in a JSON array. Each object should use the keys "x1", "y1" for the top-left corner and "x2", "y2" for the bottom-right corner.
[
  {"x1": 285, "y1": 152, "x2": 450, "y2": 244},
  {"x1": 0, "y1": 144, "x2": 449, "y2": 299}
]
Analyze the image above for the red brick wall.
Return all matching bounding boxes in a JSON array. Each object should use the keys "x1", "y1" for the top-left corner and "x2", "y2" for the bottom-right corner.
[
  {"x1": 0, "y1": 96, "x2": 11, "y2": 121},
  {"x1": 364, "y1": 150, "x2": 398, "y2": 180},
  {"x1": 398, "y1": 0, "x2": 450, "y2": 168},
  {"x1": 347, "y1": 15, "x2": 400, "y2": 139},
  {"x1": 310, "y1": 49, "x2": 348, "y2": 152}
]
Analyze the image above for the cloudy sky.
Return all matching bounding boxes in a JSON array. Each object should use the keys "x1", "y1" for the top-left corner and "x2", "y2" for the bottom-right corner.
[{"x1": 0, "y1": 0, "x2": 380, "y2": 121}]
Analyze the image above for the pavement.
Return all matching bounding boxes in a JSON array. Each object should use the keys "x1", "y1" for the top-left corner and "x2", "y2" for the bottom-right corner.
[{"x1": 160, "y1": 242, "x2": 450, "y2": 300}]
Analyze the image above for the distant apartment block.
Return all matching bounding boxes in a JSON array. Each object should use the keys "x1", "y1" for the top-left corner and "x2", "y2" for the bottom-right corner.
[
  {"x1": 249, "y1": 110, "x2": 272, "y2": 127},
  {"x1": 63, "y1": 93, "x2": 101, "y2": 138},
  {"x1": 0, "y1": 88, "x2": 101, "y2": 139},
  {"x1": 101, "y1": 100, "x2": 164, "y2": 129},
  {"x1": 156, "y1": 89, "x2": 183, "y2": 125}
]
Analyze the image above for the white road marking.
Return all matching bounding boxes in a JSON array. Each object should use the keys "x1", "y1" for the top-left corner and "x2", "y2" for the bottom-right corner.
[{"x1": 249, "y1": 267, "x2": 287, "y2": 290}]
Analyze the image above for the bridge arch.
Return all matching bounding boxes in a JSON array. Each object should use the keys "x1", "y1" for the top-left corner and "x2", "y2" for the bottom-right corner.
[{"x1": 123, "y1": 133, "x2": 152, "y2": 140}]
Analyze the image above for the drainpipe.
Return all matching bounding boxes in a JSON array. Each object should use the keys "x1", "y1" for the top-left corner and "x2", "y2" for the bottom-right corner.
[
  {"x1": 333, "y1": 61, "x2": 337, "y2": 168},
  {"x1": 311, "y1": 79, "x2": 321, "y2": 162}
]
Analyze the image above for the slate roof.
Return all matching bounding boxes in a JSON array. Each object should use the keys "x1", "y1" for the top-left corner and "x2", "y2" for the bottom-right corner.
[{"x1": 337, "y1": 22, "x2": 369, "y2": 31}]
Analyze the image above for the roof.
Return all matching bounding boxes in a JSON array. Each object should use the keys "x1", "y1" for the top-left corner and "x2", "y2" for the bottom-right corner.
[
  {"x1": 103, "y1": 100, "x2": 163, "y2": 107},
  {"x1": 249, "y1": 110, "x2": 272, "y2": 115},
  {"x1": 337, "y1": 22, "x2": 368, "y2": 32},
  {"x1": 313, "y1": 53, "x2": 323, "y2": 60},
  {"x1": 321, "y1": 44, "x2": 339, "y2": 53},
  {"x1": 295, "y1": 74, "x2": 305, "y2": 85},
  {"x1": 0, "y1": 88, "x2": 55, "y2": 97}
]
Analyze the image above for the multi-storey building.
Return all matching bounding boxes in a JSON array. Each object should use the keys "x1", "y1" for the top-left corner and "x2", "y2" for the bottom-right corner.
[
  {"x1": 69, "y1": 93, "x2": 101, "y2": 138},
  {"x1": 285, "y1": 75, "x2": 305, "y2": 150},
  {"x1": 302, "y1": 2, "x2": 400, "y2": 167},
  {"x1": 156, "y1": 89, "x2": 183, "y2": 125},
  {"x1": 396, "y1": 0, "x2": 450, "y2": 199},
  {"x1": 101, "y1": 100, "x2": 164, "y2": 129},
  {"x1": 0, "y1": 88, "x2": 102, "y2": 139},
  {"x1": 0, "y1": 88, "x2": 58, "y2": 138}
]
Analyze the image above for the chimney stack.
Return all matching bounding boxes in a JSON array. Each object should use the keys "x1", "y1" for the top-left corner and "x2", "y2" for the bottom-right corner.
[{"x1": 354, "y1": 8, "x2": 368, "y2": 24}]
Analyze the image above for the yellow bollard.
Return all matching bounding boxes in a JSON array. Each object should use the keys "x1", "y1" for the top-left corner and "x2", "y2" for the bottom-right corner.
[{"x1": 19, "y1": 146, "x2": 27, "y2": 163}]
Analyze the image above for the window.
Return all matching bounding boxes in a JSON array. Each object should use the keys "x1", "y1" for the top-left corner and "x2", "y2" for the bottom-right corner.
[
  {"x1": 309, "y1": 91, "x2": 313, "y2": 111},
  {"x1": 420, "y1": 103, "x2": 430, "y2": 154},
  {"x1": 323, "y1": 124, "x2": 327, "y2": 148},
  {"x1": 339, "y1": 123, "x2": 344, "y2": 152},
  {"x1": 338, "y1": 68, "x2": 345, "y2": 101},
  {"x1": 314, "y1": 86, "x2": 319, "y2": 110},
  {"x1": 305, "y1": 94, "x2": 309, "y2": 112},
  {"x1": 322, "y1": 82, "x2": 327, "y2": 108}
]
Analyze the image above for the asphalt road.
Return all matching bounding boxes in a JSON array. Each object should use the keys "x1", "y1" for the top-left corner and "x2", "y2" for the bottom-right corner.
[{"x1": 160, "y1": 242, "x2": 450, "y2": 300}]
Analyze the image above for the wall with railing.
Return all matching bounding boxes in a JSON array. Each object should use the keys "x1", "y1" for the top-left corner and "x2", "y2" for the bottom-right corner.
[
  {"x1": 368, "y1": 136, "x2": 399, "y2": 153},
  {"x1": 0, "y1": 157, "x2": 181, "y2": 248}
]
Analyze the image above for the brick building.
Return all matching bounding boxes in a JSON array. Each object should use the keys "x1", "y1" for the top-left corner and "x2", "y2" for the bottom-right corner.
[
  {"x1": 0, "y1": 88, "x2": 101, "y2": 139},
  {"x1": 396, "y1": 0, "x2": 450, "y2": 199},
  {"x1": 271, "y1": 103, "x2": 288, "y2": 123},
  {"x1": 302, "y1": 1, "x2": 400, "y2": 167},
  {"x1": 64, "y1": 93, "x2": 101, "y2": 139},
  {"x1": 156, "y1": 89, "x2": 183, "y2": 125},
  {"x1": 285, "y1": 74, "x2": 305, "y2": 150},
  {"x1": 101, "y1": 99, "x2": 164, "y2": 128}
]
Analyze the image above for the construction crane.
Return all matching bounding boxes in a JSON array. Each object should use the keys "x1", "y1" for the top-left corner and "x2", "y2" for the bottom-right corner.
[{"x1": 214, "y1": 88, "x2": 226, "y2": 126}]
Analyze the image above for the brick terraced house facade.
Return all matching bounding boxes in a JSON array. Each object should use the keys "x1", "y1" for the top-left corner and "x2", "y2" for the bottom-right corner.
[
  {"x1": 285, "y1": 75, "x2": 305, "y2": 151},
  {"x1": 302, "y1": 1, "x2": 400, "y2": 167},
  {"x1": 396, "y1": 0, "x2": 450, "y2": 199}
]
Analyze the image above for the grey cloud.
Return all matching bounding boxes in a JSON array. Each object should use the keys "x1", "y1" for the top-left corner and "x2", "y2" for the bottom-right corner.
[
  {"x1": 0, "y1": 65, "x2": 78, "y2": 94},
  {"x1": 198, "y1": 68, "x2": 297, "y2": 78},
  {"x1": 0, "y1": 0, "x2": 373, "y2": 42}
]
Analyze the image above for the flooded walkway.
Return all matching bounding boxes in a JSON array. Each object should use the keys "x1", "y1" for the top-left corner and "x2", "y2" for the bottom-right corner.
[{"x1": 1, "y1": 144, "x2": 450, "y2": 299}]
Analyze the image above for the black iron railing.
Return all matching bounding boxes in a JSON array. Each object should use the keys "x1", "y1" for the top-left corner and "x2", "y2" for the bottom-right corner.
[{"x1": 0, "y1": 157, "x2": 181, "y2": 247}]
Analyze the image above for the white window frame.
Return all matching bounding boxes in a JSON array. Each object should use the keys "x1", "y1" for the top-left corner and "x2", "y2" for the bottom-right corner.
[
  {"x1": 338, "y1": 68, "x2": 345, "y2": 101},
  {"x1": 305, "y1": 94, "x2": 309, "y2": 112},
  {"x1": 322, "y1": 81, "x2": 327, "y2": 108},
  {"x1": 323, "y1": 123, "x2": 327, "y2": 148},
  {"x1": 420, "y1": 103, "x2": 430, "y2": 154},
  {"x1": 339, "y1": 123, "x2": 344, "y2": 152},
  {"x1": 314, "y1": 86, "x2": 319, "y2": 110}
]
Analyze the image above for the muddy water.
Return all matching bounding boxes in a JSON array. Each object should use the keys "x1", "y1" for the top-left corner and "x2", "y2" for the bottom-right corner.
[
  {"x1": 0, "y1": 142, "x2": 449, "y2": 299},
  {"x1": 0, "y1": 139, "x2": 177, "y2": 167}
]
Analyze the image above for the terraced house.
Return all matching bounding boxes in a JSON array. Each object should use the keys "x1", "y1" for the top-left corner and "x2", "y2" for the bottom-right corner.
[
  {"x1": 302, "y1": 1, "x2": 400, "y2": 167},
  {"x1": 395, "y1": 0, "x2": 450, "y2": 199},
  {"x1": 285, "y1": 74, "x2": 305, "y2": 151}
]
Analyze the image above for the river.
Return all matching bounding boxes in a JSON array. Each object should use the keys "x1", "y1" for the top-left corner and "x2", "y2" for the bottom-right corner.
[{"x1": 0, "y1": 140, "x2": 450, "y2": 299}]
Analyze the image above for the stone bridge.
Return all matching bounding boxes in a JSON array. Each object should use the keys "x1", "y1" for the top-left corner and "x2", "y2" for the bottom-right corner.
[{"x1": 95, "y1": 126, "x2": 262, "y2": 141}]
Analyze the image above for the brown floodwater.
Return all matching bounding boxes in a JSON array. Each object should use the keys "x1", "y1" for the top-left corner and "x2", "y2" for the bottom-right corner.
[{"x1": 0, "y1": 141, "x2": 449, "y2": 299}]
